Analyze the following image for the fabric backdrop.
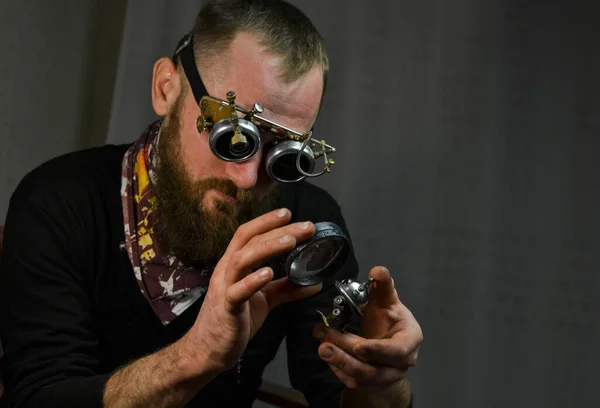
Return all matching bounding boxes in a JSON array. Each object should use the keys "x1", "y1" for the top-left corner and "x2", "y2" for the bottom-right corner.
[{"x1": 1, "y1": 0, "x2": 599, "y2": 407}]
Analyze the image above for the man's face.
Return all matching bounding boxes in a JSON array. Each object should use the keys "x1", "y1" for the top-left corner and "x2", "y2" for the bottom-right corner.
[{"x1": 154, "y1": 32, "x2": 324, "y2": 265}]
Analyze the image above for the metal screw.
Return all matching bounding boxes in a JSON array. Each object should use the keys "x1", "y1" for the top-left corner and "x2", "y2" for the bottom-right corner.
[
  {"x1": 335, "y1": 297, "x2": 343, "y2": 305},
  {"x1": 253, "y1": 102, "x2": 264, "y2": 114},
  {"x1": 333, "y1": 309, "x2": 340, "y2": 316},
  {"x1": 226, "y1": 91, "x2": 236, "y2": 104}
]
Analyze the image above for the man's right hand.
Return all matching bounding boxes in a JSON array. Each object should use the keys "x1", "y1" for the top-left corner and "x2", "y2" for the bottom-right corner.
[{"x1": 178, "y1": 208, "x2": 322, "y2": 376}]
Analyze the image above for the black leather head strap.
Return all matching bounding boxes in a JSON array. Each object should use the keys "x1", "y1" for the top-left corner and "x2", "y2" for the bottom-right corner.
[{"x1": 173, "y1": 32, "x2": 208, "y2": 105}]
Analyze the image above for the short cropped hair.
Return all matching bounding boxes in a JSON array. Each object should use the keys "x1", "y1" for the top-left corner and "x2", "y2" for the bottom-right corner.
[{"x1": 191, "y1": 0, "x2": 329, "y2": 89}]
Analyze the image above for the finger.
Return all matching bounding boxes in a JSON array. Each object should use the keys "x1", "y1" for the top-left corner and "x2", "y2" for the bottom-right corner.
[
  {"x1": 225, "y1": 232, "x2": 299, "y2": 286},
  {"x1": 353, "y1": 336, "x2": 421, "y2": 368},
  {"x1": 247, "y1": 220, "x2": 316, "y2": 247},
  {"x1": 312, "y1": 325, "x2": 410, "y2": 366},
  {"x1": 262, "y1": 277, "x2": 322, "y2": 309},
  {"x1": 328, "y1": 364, "x2": 359, "y2": 389},
  {"x1": 318, "y1": 343, "x2": 405, "y2": 387},
  {"x1": 312, "y1": 325, "x2": 368, "y2": 360},
  {"x1": 226, "y1": 267, "x2": 274, "y2": 310},
  {"x1": 368, "y1": 266, "x2": 398, "y2": 306},
  {"x1": 313, "y1": 324, "x2": 421, "y2": 368},
  {"x1": 224, "y1": 208, "x2": 292, "y2": 257},
  {"x1": 406, "y1": 348, "x2": 419, "y2": 366}
]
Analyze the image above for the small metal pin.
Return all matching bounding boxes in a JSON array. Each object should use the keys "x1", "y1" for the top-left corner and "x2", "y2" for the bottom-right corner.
[
  {"x1": 226, "y1": 91, "x2": 236, "y2": 103},
  {"x1": 252, "y1": 102, "x2": 264, "y2": 114}
]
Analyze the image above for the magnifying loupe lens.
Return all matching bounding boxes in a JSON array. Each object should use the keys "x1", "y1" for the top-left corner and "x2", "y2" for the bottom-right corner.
[
  {"x1": 209, "y1": 119, "x2": 260, "y2": 162},
  {"x1": 229, "y1": 136, "x2": 252, "y2": 158},
  {"x1": 215, "y1": 130, "x2": 255, "y2": 159},
  {"x1": 271, "y1": 153, "x2": 312, "y2": 181},
  {"x1": 289, "y1": 237, "x2": 345, "y2": 279},
  {"x1": 265, "y1": 140, "x2": 315, "y2": 183},
  {"x1": 285, "y1": 222, "x2": 349, "y2": 286}
]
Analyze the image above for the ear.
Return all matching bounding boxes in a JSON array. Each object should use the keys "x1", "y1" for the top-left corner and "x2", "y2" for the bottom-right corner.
[{"x1": 151, "y1": 57, "x2": 181, "y2": 116}]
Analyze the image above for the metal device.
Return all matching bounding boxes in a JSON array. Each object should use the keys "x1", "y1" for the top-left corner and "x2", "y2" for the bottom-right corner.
[
  {"x1": 173, "y1": 31, "x2": 337, "y2": 183},
  {"x1": 283, "y1": 222, "x2": 350, "y2": 286},
  {"x1": 278, "y1": 222, "x2": 374, "y2": 331},
  {"x1": 196, "y1": 91, "x2": 335, "y2": 183},
  {"x1": 317, "y1": 277, "x2": 375, "y2": 331}
]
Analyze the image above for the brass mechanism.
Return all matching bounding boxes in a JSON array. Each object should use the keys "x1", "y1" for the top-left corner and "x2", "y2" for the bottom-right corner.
[
  {"x1": 196, "y1": 91, "x2": 337, "y2": 178},
  {"x1": 226, "y1": 92, "x2": 248, "y2": 153},
  {"x1": 316, "y1": 278, "x2": 375, "y2": 332}
]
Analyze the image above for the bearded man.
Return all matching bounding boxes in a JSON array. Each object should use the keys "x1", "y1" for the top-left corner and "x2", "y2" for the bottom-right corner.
[{"x1": 0, "y1": 1, "x2": 422, "y2": 407}]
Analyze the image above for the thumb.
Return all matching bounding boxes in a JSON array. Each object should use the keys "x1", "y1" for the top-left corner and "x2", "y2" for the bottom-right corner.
[{"x1": 368, "y1": 266, "x2": 398, "y2": 306}]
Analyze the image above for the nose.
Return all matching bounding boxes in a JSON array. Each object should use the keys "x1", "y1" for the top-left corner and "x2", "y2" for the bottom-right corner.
[{"x1": 224, "y1": 151, "x2": 262, "y2": 190}]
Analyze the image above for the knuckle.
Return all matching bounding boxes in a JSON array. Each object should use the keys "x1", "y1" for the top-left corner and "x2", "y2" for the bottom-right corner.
[
  {"x1": 397, "y1": 344, "x2": 411, "y2": 357},
  {"x1": 328, "y1": 331, "x2": 349, "y2": 351},
  {"x1": 353, "y1": 344, "x2": 367, "y2": 358},
  {"x1": 324, "y1": 328, "x2": 339, "y2": 344},
  {"x1": 335, "y1": 355, "x2": 353, "y2": 375},
  {"x1": 261, "y1": 239, "x2": 273, "y2": 253},
  {"x1": 398, "y1": 343, "x2": 413, "y2": 357},
  {"x1": 289, "y1": 224, "x2": 304, "y2": 236},
  {"x1": 247, "y1": 235, "x2": 261, "y2": 247},
  {"x1": 361, "y1": 366, "x2": 378, "y2": 383},
  {"x1": 229, "y1": 252, "x2": 245, "y2": 271},
  {"x1": 241, "y1": 277, "x2": 253, "y2": 293},
  {"x1": 388, "y1": 368, "x2": 405, "y2": 384},
  {"x1": 345, "y1": 377, "x2": 358, "y2": 389},
  {"x1": 225, "y1": 287, "x2": 236, "y2": 305},
  {"x1": 258, "y1": 216, "x2": 271, "y2": 230},
  {"x1": 407, "y1": 350, "x2": 419, "y2": 367},
  {"x1": 236, "y1": 223, "x2": 251, "y2": 240}
]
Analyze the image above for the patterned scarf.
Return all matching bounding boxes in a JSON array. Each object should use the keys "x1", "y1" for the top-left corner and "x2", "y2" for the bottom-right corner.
[{"x1": 121, "y1": 121, "x2": 213, "y2": 325}]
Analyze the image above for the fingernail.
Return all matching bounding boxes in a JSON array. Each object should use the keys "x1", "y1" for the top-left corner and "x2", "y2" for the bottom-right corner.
[
  {"x1": 320, "y1": 347, "x2": 333, "y2": 359},
  {"x1": 280, "y1": 235, "x2": 293, "y2": 244},
  {"x1": 277, "y1": 208, "x2": 289, "y2": 217},
  {"x1": 381, "y1": 266, "x2": 390, "y2": 275},
  {"x1": 314, "y1": 327, "x2": 326, "y2": 341},
  {"x1": 299, "y1": 221, "x2": 311, "y2": 230},
  {"x1": 259, "y1": 268, "x2": 272, "y2": 279}
]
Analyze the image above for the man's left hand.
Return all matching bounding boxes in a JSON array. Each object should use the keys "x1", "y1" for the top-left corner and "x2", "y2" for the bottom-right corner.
[{"x1": 312, "y1": 266, "x2": 423, "y2": 390}]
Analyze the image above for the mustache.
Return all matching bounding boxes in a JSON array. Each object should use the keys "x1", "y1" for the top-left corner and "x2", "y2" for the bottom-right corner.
[{"x1": 192, "y1": 177, "x2": 256, "y2": 204}]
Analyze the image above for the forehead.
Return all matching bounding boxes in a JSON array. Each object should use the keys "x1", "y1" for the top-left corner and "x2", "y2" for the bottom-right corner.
[{"x1": 205, "y1": 32, "x2": 324, "y2": 133}]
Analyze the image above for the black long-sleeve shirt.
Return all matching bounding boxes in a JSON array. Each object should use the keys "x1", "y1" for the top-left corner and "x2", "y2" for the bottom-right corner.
[{"x1": 0, "y1": 144, "x2": 360, "y2": 408}]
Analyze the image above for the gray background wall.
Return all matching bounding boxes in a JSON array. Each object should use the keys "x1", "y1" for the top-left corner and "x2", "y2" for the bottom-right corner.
[
  {"x1": 0, "y1": 0, "x2": 127, "y2": 218},
  {"x1": 1, "y1": 1, "x2": 599, "y2": 407}
]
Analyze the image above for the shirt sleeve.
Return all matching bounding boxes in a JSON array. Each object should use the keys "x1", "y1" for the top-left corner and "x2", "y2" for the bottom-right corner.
[
  {"x1": 283, "y1": 197, "x2": 362, "y2": 408},
  {"x1": 0, "y1": 178, "x2": 109, "y2": 408}
]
